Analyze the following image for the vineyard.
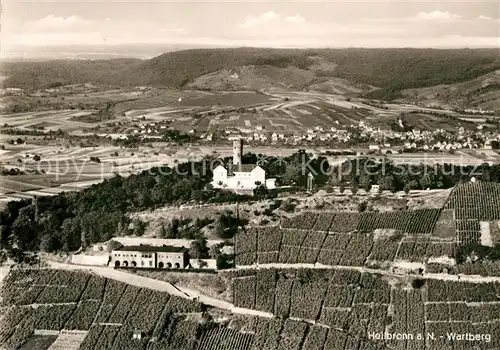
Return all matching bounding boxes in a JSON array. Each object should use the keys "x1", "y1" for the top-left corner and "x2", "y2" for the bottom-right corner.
[
  {"x1": 280, "y1": 209, "x2": 441, "y2": 234},
  {"x1": 235, "y1": 224, "x2": 457, "y2": 267},
  {"x1": 236, "y1": 185, "x2": 500, "y2": 271},
  {"x1": 0, "y1": 268, "x2": 253, "y2": 350},
  {"x1": 196, "y1": 327, "x2": 254, "y2": 350},
  {"x1": 227, "y1": 268, "x2": 500, "y2": 350},
  {"x1": 2, "y1": 265, "x2": 500, "y2": 350},
  {"x1": 445, "y1": 181, "x2": 500, "y2": 221}
]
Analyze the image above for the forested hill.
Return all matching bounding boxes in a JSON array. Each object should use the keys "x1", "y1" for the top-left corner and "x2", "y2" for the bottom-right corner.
[{"x1": 3, "y1": 48, "x2": 500, "y2": 99}]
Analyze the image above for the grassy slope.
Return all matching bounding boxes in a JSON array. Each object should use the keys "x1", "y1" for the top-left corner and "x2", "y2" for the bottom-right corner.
[{"x1": 3, "y1": 48, "x2": 500, "y2": 99}]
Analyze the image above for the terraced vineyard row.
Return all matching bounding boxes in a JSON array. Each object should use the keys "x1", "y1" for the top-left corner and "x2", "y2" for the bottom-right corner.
[
  {"x1": 395, "y1": 237, "x2": 457, "y2": 263},
  {"x1": 445, "y1": 181, "x2": 500, "y2": 220},
  {"x1": 228, "y1": 268, "x2": 500, "y2": 350},
  {"x1": 454, "y1": 219, "x2": 482, "y2": 245},
  {"x1": 229, "y1": 269, "x2": 391, "y2": 317},
  {"x1": 280, "y1": 209, "x2": 442, "y2": 234},
  {"x1": 245, "y1": 315, "x2": 382, "y2": 350},
  {"x1": 235, "y1": 227, "x2": 457, "y2": 267},
  {"x1": 196, "y1": 327, "x2": 254, "y2": 350}
]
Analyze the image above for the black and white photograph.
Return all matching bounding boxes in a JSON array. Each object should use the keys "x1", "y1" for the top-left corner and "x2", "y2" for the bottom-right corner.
[{"x1": 0, "y1": 0, "x2": 499, "y2": 349}]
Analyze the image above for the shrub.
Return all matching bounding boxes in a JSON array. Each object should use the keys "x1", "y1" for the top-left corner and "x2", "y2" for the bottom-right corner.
[
  {"x1": 357, "y1": 201, "x2": 368, "y2": 212},
  {"x1": 411, "y1": 279, "x2": 425, "y2": 289}
]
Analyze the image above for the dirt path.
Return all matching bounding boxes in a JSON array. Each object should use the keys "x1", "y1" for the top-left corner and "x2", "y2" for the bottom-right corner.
[
  {"x1": 46, "y1": 261, "x2": 272, "y2": 318},
  {"x1": 235, "y1": 263, "x2": 500, "y2": 284}
]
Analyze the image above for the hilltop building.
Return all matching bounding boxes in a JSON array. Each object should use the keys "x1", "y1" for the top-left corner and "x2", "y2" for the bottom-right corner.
[
  {"x1": 212, "y1": 139, "x2": 276, "y2": 190},
  {"x1": 111, "y1": 244, "x2": 189, "y2": 269}
]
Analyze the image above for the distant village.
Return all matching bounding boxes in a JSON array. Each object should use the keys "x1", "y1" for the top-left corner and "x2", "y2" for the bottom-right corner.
[{"x1": 123, "y1": 117, "x2": 500, "y2": 152}]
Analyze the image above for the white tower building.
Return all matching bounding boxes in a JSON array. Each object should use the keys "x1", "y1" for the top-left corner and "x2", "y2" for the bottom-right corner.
[{"x1": 233, "y1": 139, "x2": 243, "y2": 165}]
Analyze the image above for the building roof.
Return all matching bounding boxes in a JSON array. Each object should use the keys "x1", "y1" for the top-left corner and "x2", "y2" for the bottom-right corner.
[
  {"x1": 228, "y1": 163, "x2": 260, "y2": 175},
  {"x1": 115, "y1": 244, "x2": 188, "y2": 253}
]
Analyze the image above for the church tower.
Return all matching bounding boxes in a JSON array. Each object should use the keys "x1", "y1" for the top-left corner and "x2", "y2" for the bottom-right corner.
[{"x1": 233, "y1": 138, "x2": 243, "y2": 165}]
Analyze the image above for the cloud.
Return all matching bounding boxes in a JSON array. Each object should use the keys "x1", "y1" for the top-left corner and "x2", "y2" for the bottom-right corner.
[
  {"x1": 415, "y1": 11, "x2": 462, "y2": 21},
  {"x1": 285, "y1": 15, "x2": 306, "y2": 24},
  {"x1": 33, "y1": 15, "x2": 92, "y2": 28},
  {"x1": 477, "y1": 15, "x2": 492, "y2": 21},
  {"x1": 242, "y1": 10, "x2": 279, "y2": 27}
]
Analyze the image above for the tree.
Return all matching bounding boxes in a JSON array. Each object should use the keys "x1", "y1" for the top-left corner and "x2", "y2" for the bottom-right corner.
[
  {"x1": 10, "y1": 206, "x2": 37, "y2": 251},
  {"x1": 403, "y1": 184, "x2": 411, "y2": 195},
  {"x1": 132, "y1": 218, "x2": 146, "y2": 236},
  {"x1": 107, "y1": 239, "x2": 123, "y2": 252},
  {"x1": 168, "y1": 218, "x2": 180, "y2": 238},
  {"x1": 419, "y1": 173, "x2": 434, "y2": 189},
  {"x1": 33, "y1": 154, "x2": 41, "y2": 161},
  {"x1": 350, "y1": 183, "x2": 358, "y2": 194},
  {"x1": 357, "y1": 201, "x2": 368, "y2": 212},
  {"x1": 209, "y1": 244, "x2": 222, "y2": 259},
  {"x1": 216, "y1": 254, "x2": 233, "y2": 270},
  {"x1": 190, "y1": 237, "x2": 208, "y2": 259},
  {"x1": 39, "y1": 234, "x2": 54, "y2": 252},
  {"x1": 253, "y1": 184, "x2": 268, "y2": 198},
  {"x1": 378, "y1": 176, "x2": 396, "y2": 192},
  {"x1": 0, "y1": 251, "x2": 6, "y2": 266},
  {"x1": 339, "y1": 183, "x2": 345, "y2": 193},
  {"x1": 158, "y1": 223, "x2": 168, "y2": 238},
  {"x1": 363, "y1": 182, "x2": 372, "y2": 193}
]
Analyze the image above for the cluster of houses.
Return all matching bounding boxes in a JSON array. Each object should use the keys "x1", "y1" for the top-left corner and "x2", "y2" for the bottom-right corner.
[
  {"x1": 200, "y1": 119, "x2": 499, "y2": 151},
  {"x1": 104, "y1": 113, "x2": 500, "y2": 152},
  {"x1": 132, "y1": 121, "x2": 195, "y2": 136}
]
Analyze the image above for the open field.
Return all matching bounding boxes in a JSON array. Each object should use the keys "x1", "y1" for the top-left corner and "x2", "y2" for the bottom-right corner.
[
  {"x1": 116, "y1": 89, "x2": 270, "y2": 116},
  {"x1": 4, "y1": 84, "x2": 493, "y2": 138},
  {"x1": 1, "y1": 110, "x2": 98, "y2": 132}
]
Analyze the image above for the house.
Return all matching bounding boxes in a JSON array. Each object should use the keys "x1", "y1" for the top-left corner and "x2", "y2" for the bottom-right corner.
[
  {"x1": 133, "y1": 330, "x2": 143, "y2": 340},
  {"x1": 111, "y1": 244, "x2": 189, "y2": 269},
  {"x1": 211, "y1": 139, "x2": 276, "y2": 190}
]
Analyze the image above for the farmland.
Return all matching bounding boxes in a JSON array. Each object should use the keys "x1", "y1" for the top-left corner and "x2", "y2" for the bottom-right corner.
[{"x1": 2, "y1": 79, "x2": 497, "y2": 207}]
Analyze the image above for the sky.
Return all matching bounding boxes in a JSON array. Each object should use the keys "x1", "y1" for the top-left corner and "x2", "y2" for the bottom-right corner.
[{"x1": 1, "y1": 0, "x2": 499, "y2": 57}]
